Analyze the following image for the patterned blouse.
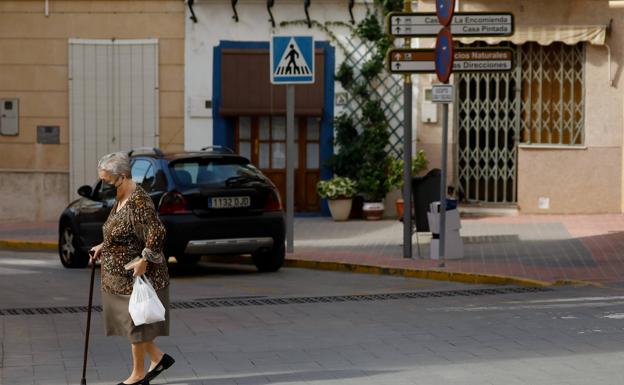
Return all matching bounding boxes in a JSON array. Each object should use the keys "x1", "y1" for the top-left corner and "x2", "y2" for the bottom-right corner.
[{"x1": 101, "y1": 185, "x2": 169, "y2": 296}]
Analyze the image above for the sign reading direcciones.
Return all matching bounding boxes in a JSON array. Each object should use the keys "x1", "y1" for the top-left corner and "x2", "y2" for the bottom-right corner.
[{"x1": 387, "y1": 49, "x2": 514, "y2": 74}]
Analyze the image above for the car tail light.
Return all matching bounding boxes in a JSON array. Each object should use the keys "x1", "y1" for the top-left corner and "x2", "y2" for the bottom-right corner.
[
  {"x1": 159, "y1": 192, "x2": 190, "y2": 214},
  {"x1": 264, "y1": 189, "x2": 282, "y2": 212}
]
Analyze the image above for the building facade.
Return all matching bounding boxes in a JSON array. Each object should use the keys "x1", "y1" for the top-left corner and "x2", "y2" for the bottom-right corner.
[
  {"x1": 0, "y1": 0, "x2": 622, "y2": 222},
  {"x1": 0, "y1": 0, "x2": 184, "y2": 222},
  {"x1": 417, "y1": 0, "x2": 621, "y2": 214}
]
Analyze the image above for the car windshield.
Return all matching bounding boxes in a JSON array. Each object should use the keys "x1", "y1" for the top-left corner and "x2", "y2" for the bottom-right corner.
[{"x1": 169, "y1": 158, "x2": 264, "y2": 187}]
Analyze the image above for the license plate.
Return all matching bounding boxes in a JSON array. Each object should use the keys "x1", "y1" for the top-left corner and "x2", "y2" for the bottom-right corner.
[{"x1": 209, "y1": 196, "x2": 251, "y2": 209}]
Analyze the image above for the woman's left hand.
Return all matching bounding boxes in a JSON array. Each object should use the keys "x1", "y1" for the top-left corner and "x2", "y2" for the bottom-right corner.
[{"x1": 127, "y1": 259, "x2": 148, "y2": 277}]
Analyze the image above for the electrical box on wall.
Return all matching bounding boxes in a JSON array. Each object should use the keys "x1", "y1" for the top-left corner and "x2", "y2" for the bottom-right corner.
[
  {"x1": 0, "y1": 99, "x2": 19, "y2": 136},
  {"x1": 421, "y1": 89, "x2": 437, "y2": 123},
  {"x1": 189, "y1": 97, "x2": 212, "y2": 118}
]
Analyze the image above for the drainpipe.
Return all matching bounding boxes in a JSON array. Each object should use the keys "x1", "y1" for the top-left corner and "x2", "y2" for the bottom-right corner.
[{"x1": 606, "y1": 43, "x2": 615, "y2": 87}]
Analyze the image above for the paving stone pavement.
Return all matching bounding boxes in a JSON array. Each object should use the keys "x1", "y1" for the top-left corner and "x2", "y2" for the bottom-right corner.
[{"x1": 292, "y1": 215, "x2": 624, "y2": 284}]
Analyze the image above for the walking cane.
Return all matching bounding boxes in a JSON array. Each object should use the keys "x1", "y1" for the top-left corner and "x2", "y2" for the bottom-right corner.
[{"x1": 81, "y1": 252, "x2": 97, "y2": 385}]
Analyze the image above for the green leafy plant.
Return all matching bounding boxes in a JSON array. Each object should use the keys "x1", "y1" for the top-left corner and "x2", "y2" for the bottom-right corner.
[
  {"x1": 361, "y1": 55, "x2": 385, "y2": 80},
  {"x1": 386, "y1": 150, "x2": 429, "y2": 191},
  {"x1": 335, "y1": 61, "x2": 354, "y2": 89},
  {"x1": 356, "y1": 13, "x2": 384, "y2": 42},
  {"x1": 316, "y1": 176, "x2": 357, "y2": 200},
  {"x1": 326, "y1": 114, "x2": 361, "y2": 180},
  {"x1": 322, "y1": 1, "x2": 403, "y2": 204},
  {"x1": 356, "y1": 99, "x2": 391, "y2": 202}
]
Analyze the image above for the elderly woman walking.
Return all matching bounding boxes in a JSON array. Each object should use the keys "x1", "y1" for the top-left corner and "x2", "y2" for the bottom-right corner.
[{"x1": 89, "y1": 152, "x2": 175, "y2": 385}]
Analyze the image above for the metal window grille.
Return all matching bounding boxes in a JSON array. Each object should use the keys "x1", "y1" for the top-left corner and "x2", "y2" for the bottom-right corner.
[
  {"x1": 455, "y1": 42, "x2": 521, "y2": 203},
  {"x1": 520, "y1": 42, "x2": 585, "y2": 145},
  {"x1": 455, "y1": 42, "x2": 585, "y2": 203}
]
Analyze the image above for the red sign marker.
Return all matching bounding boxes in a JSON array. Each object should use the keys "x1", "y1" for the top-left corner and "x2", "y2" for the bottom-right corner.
[{"x1": 436, "y1": 0, "x2": 456, "y2": 27}]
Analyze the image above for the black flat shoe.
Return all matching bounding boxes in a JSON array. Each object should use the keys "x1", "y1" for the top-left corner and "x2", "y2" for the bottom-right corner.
[
  {"x1": 143, "y1": 353, "x2": 175, "y2": 382},
  {"x1": 116, "y1": 380, "x2": 148, "y2": 385}
]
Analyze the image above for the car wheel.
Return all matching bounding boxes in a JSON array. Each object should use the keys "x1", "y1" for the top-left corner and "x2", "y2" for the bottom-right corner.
[
  {"x1": 59, "y1": 222, "x2": 89, "y2": 268},
  {"x1": 252, "y1": 242, "x2": 285, "y2": 272}
]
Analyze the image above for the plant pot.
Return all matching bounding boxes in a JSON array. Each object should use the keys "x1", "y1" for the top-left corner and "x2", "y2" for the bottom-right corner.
[
  {"x1": 362, "y1": 202, "x2": 384, "y2": 221},
  {"x1": 328, "y1": 198, "x2": 353, "y2": 221},
  {"x1": 396, "y1": 198, "x2": 404, "y2": 219}
]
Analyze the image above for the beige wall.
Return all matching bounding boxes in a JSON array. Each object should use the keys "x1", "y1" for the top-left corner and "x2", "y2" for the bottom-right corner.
[
  {"x1": 0, "y1": 172, "x2": 69, "y2": 222},
  {"x1": 0, "y1": 0, "x2": 184, "y2": 222},
  {"x1": 416, "y1": 0, "x2": 623, "y2": 214},
  {"x1": 518, "y1": 147, "x2": 621, "y2": 213}
]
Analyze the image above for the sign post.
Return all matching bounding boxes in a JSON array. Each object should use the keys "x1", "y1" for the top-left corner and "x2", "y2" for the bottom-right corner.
[
  {"x1": 387, "y1": 5, "x2": 513, "y2": 262},
  {"x1": 271, "y1": 35, "x2": 315, "y2": 254},
  {"x1": 434, "y1": 0, "x2": 454, "y2": 268},
  {"x1": 402, "y1": 0, "x2": 413, "y2": 259}
]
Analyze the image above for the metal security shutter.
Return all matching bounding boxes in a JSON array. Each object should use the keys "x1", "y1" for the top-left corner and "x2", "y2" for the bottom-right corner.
[
  {"x1": 455, "y1": 44, "x2": 521, "y2": 204},
  {"x1": 68, "y1": 39, "x2": 159, "y2": 200}
]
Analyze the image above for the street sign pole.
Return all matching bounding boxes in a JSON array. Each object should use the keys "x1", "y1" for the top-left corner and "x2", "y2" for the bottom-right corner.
[
  {"x1": 403, "y1": 78, "x2": 412, "y2": 259},
  {"x1": 439, "y1": 100, "x2": 449, "y2": 267},
  {"x1": 434, "y1": 2, "x2": 454, "y2": 268},
  {"x1": 271, "y1": 35, "x2": 314, "y2": 255},
  {"x1": 286, "y1": 84, "x2": 295, "y2": 253},
  {"x1": 402, "y1": 0, "x2": 413, "y2": 259}
]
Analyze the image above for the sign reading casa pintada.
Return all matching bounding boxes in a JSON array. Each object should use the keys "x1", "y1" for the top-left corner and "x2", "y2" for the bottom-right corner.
[{"x1": 387, "y1": 12, "x2": 514, "y2": 37}]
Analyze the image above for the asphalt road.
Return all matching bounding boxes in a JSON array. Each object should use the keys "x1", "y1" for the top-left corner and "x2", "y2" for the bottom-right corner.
[{"x1": 2, "y1": 250, "x2": 624, "y2": 385}]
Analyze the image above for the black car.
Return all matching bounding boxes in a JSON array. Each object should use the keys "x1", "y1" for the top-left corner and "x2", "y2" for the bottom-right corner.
[{"x1": 58, "y1": 147, "x2": 286, "y2": 272}]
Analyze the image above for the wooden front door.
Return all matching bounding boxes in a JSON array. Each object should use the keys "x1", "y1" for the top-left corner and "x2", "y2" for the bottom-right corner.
[{"x1": 235, "y1": 116, "x2": 321, "y2": 212}]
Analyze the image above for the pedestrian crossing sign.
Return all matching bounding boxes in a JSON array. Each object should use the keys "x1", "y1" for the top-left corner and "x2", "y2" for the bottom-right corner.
[{"x1": 270, "y1": 35, "x2": 315, "y2": 84}]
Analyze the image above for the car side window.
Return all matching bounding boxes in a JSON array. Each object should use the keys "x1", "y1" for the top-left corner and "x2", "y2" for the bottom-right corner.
[
  {"x1": 142, "y1": 164, "x2": 155, "y2": 192},
  {"x1": 131, "y1": 159, "x2": 151, "y2": 187}
]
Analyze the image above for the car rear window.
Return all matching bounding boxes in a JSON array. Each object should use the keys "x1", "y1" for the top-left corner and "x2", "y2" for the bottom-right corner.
[{"x1": 169, "y1": 157, "x2": 264, "y2": 187}]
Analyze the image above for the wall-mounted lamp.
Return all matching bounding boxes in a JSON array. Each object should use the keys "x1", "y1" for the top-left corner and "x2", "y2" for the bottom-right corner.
[
  {"x1": 609, "y1": 0, "x2": 624, "y2": 7},
  {"x1": 231, "y1": 0, "x2": 239, "y2": 22},
  {"x1": 304, "y1": 0, "x2": 312, "y2": 28},
  {"x1": 348, "y1": 0, "x2": 355, "y2": 24},
  {"x1": 188, "y1": 0, "x2": 198, "y2": 23},
  {"x1": 267, "y1": 0, "x2": 276, "y2": 28}
]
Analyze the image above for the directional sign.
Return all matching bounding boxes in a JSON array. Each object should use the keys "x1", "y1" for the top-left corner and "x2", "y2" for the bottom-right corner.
[
  {"x1": 387, "y1": 12, "x2": 514, "y2": 37},
  {"x1": 436, "y1": 0, "x2": 455, "y2": 26},
  {"x1": 387, "y1": 48, "x2": 514, "y2": 74},
  {"x1": 435, "y1": 27, "x2": 454, "y2": 83},
  {"x1": 270, "y1": 35, "x2": 315, "y2": 84}
]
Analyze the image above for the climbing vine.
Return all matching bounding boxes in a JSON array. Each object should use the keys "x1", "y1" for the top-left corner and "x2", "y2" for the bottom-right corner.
[{"x1": 281, "y1": 0, "x2": 405, "y2": 202}]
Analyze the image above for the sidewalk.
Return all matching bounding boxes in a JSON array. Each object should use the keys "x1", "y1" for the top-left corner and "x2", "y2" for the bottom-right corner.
[{"x1": 2, "y1": 214, "x2": 624, "y2": 286}]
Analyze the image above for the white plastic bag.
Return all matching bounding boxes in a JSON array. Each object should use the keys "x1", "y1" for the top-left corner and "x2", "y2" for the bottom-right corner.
[{"x1": 128, "y1": 276, "x2": 166, "y2": 326}]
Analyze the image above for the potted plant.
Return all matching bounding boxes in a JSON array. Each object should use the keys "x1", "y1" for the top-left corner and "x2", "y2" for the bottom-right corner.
[
  {"x1": 316, "y1": 176, "x2": 357, "y2": 221},
  {"x1": 386, "y1": 150, "x2": 429, "y2": 218},
  {"x1": 325, "y1": 114, "x2": 364, "y2": 219},
  {"x1": 355, "y1": 100, "x2": 391, "y2": 220}
]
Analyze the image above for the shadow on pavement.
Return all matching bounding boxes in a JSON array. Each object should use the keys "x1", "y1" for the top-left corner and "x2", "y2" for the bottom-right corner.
[{"x1": 164, "y1": 368, "x2": 399, "y2": 385}]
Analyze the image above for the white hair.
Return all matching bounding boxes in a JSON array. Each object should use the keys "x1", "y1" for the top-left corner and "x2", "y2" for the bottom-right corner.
[{"x1": 97, "y1": 152, "x2": 131, "y2": 178}]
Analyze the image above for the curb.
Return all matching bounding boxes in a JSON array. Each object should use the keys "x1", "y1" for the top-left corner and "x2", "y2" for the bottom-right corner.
[
  {"x1": 283, "y1": 259, "x2": 553, "y2": 287},
  {"x1": 0, "y1": 240, "x2": 57, "y2": 251},
  {"x1": 208, "y1": 255, "x2": 559, "y2": 288},
  {"x1": 0, "y1": 240, "x2": 597, "y2": 288}
]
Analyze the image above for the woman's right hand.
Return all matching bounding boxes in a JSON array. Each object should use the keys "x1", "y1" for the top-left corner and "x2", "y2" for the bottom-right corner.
[{"x1": 89, "y1": 244, "x2": 103, "y2": 263}]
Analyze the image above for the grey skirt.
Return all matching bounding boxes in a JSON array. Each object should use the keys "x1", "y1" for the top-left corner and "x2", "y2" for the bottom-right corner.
[{"x1": 102, "y1": 285, "x2": 170, "y2": 343}]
